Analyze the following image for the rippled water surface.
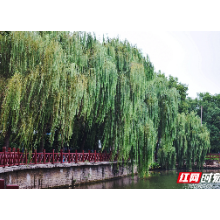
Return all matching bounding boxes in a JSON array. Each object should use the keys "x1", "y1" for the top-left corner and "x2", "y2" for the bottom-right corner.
[{"x1": 73, "y1": 169, "x2": 220, "y2": 189}]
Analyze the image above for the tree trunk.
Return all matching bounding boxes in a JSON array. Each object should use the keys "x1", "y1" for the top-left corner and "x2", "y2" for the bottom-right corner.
[
  {"x1": 39, "y1": 124, "x2": 49, "y2": 152},
  {"x1": 131, "y1": 146, "x2": 134, "y2": 178},
  {"x1": 39, "y1": 135, "x2": 44, "y2": 153},
  {"x1": 80, "y1": 130, "x2": 87, "y2": 152},
  {"x1": 155, "y1": 140, "x2": 159, "y2": 161},
  {"x1": 54, "y1": 130, "x2": 59, "y2": 153},
  {"x1": 4, "y1": 126, "x2": 11, "y2": 152}
]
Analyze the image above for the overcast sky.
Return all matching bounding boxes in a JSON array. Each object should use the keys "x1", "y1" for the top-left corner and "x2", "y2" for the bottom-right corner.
[{"x1": 94, "y1": 31, "x2": 220, "y2": 99}]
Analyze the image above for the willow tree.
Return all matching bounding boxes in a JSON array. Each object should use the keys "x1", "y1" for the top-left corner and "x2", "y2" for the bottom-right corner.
[
  {"x1": 0, "y1": 31, "x2": 210, "y2": 176},
  {"x1": 171, "y1": 111, "x2": 210, "y2": 170},
  {"x1": 185, "y1": 112, "x2": 210, "y2": 169},
  {"x1": 174, "y1": 113, "x2": 188, "y2": 168},
  {"x1": 0, "y1": 31, "x2": 88, "y2": 151},
  {"x1": 144, "y1": 74, "x2": 180, "y2": 169}
]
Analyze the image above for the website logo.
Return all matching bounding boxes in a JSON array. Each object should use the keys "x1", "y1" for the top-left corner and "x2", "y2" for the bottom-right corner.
[{"x1": 177, "y1": 172, "x2": 202, "y2": 184}]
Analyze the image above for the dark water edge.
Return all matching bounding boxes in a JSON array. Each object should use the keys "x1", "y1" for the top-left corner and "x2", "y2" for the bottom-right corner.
[{"x1": 53, "y1": 168, "x2": 220, "y2": 189}]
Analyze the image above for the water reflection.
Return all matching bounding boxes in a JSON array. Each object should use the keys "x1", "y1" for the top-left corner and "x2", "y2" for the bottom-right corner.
[{"x1": 73, "y1": 169, "x2": 220, "y2": 189}]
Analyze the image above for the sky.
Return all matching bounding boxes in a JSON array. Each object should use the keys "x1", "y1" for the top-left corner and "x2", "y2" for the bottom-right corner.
[{"x1": 94, "y1": 31, "x2": 220, "y2": 99}]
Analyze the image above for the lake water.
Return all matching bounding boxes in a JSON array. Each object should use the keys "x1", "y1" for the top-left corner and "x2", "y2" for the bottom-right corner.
[{"x1": 73, "y1": 169, "x2": 220, "y2": 189}]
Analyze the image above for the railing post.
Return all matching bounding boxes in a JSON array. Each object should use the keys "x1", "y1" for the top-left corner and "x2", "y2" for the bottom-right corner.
[
  {"x1": 61, "y1": 149, "x2": 63, "y2": 164},
  {"x1": 89, "y1": 150, "x2": 90, "y2": 162},
  {"x1": 8, "y1": 148, "x2": 11, "y2": 166},
  {"x1": 68, "y1": 149, "x2": 70, "y2": 163},
  {"x1": 17, "y1": 148, "x2": 20, "y2": 166},
  {"x1": 12, "y1": 148, "x2": 15, "y2": 165},
  {"x1": 3, "y1": 147, "x2": 6, "y2": 168},
  {"x1": 25, "y1": 149, "x2": 27, "y2": 165},
  {"x1": 35, "y1": 149, "x2": 37, "y2": 164},
  {"x1": 6, "y1": 146, "x2": 8, "y2": 163},
  {"x1": 15, "y1": 148, "x2": 17, "y2": 165},
  {"x1": 82, "y1": 150, "x2": 84, "y2": 162},
  {"x1": 75, "y1": 150, "x2": 77, "y2": 164},
  {"x1": 14, "y1": 148, "x2": 17, "y2": 165},
  {"x1": 43, "y1": 149, "x2": 46, "y2": 164},
  {"x1": 52, "y1": 149, "x2": 54, "y2": 164},
  {"x1": 95, "y1": 150, "x2": 96, "y2": 163}
]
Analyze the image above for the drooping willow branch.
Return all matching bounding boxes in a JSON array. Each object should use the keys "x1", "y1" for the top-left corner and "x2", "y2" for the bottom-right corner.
[{"x1": 0, "y1": 31, "x2": 210, "y2": 176}]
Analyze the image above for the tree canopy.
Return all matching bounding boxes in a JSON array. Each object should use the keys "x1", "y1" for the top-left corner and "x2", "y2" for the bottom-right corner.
[
  {"x1": 187, "y1": 92, "x2": 220, "y2": 153},
  {"x1": 0, "y1": 31, "x2": 210, "y2": 176}
]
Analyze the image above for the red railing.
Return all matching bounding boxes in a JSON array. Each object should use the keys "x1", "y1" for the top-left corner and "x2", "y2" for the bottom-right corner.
[{"x1": 0, "y1": 147, "x2": 118, "y2": 168}]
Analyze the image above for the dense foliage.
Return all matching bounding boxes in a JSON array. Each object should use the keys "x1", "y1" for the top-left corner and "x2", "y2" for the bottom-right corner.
[
  {"x1": 187, "y1": 92, "x2": 220, "y2": 153},
  {"x1": 0, "y1": 31, "x2": 210, "y2": 176}
]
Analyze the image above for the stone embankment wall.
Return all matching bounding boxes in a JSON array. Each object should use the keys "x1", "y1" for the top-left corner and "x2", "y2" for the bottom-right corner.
[{"x1": 0, "y1": 162, "x2": 137, "y2": 189}]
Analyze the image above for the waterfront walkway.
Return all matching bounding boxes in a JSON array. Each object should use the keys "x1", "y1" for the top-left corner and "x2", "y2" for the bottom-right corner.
[
  {"x1": 0, "y1": 147, "x2": 118, "y2": 168},
  {"x1": 0, "y1": 147, "x2": 219, "y2": 169}
]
